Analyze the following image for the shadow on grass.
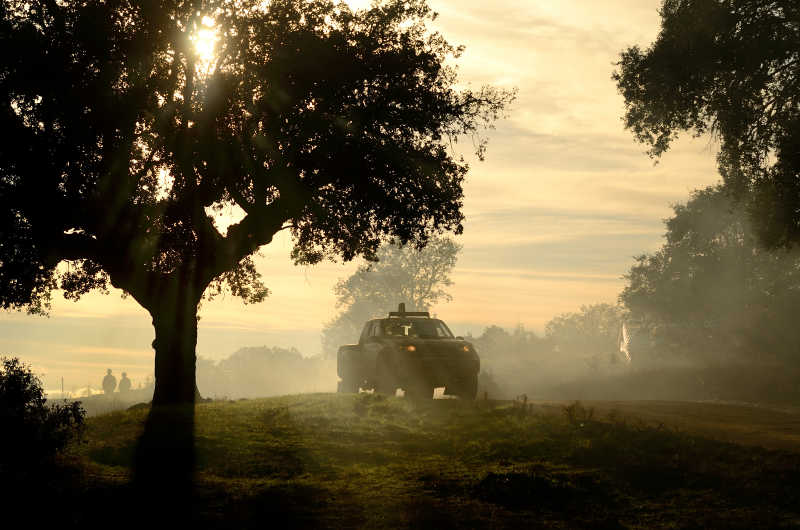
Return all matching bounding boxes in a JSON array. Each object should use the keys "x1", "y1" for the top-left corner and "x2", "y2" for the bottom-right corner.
[
  {"x1": 194, "y1": 482, "x2": 352, "y2": 528},
  {"x1": 128, "y1": 404, "x2": 195, "y2": 524}
]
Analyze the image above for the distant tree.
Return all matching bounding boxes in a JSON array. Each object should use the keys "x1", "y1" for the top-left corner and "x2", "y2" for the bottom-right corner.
[
  {"x1": 621, "y1": 185, "x2": 800, "y2": 360},
  {"x1": 0, "y1": 0, "x2": 513, "y2": 405},
  {"x1": 467, "y1": 324, "x2": 551, "y2": 397},
  {"x1": 614, "y1": 0, "x2": 800, "y2": 248},
  {"x1": 469, "y1": 324, "x2": 550, "y2": 365},
  {"x1": 0, "y1": 357, "x2": 85, "y2": 472},
  {"x1": 197, "y1": 346, "x2": 332, "y2": 398},
  {"x1": 545, "y1": 304, "x2": 625, "y2": 363},
  {"x1": 322, "y1": 236, "x2": 461, "y2": 355}
]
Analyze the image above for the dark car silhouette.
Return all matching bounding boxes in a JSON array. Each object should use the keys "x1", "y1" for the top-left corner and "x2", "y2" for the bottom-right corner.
[{"x1": 337, "y1": 304, "x2": 480, "y2": 399}]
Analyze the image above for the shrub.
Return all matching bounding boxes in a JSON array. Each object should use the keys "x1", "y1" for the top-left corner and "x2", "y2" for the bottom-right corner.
[
  {"x1": 562, "y1": 401, "x2": 594, "y2": 426},
  {"x1": 0, "y1": 356, "x2": 85, "y2": 471}
]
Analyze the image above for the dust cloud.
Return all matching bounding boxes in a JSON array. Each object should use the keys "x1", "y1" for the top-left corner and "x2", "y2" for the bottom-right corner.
[{"x1": 197, "y1": 346, "x2": 337, "y2": 400}]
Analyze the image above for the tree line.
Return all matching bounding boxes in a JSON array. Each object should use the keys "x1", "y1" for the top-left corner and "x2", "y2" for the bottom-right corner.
[{"x1": 325, "y1": 192, "x2": 800, "y2": 371}]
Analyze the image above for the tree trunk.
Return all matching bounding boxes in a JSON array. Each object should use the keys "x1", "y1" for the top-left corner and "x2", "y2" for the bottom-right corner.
[
  {"x1": 132, "y1": 283, "x2": 201, "y2": 510},
  {"x1": 149, "y1": 285, "x2": 202, "y2": 406}
]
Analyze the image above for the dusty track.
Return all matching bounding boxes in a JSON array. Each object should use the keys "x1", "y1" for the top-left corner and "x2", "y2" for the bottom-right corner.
[{"x1": 532, "y1": 399, "x2": 800, "y2": 452}]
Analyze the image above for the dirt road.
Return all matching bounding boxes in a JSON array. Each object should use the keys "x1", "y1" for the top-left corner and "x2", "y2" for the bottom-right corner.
[{"x1": 533, "y1": 399, "x2": 800, "y2": 452}]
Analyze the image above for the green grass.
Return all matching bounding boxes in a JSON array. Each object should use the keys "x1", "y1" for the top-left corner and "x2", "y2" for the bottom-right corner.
[{"x1": 22, "y1": 394, "x2": 800, "y2": 528}]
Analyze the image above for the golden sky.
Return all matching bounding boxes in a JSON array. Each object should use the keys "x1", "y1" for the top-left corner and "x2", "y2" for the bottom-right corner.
[{"x1": 0, "y1": 0, "x2": 720, "y2": 391}]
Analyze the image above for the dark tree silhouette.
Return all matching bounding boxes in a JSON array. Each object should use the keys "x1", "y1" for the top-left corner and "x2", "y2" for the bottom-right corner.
[
  {"x1": 0, "y1": 356, "x2": 85, "y2": 471},
  {"x1": 614, "y1": 0, "x2": 800, "y2": 247},
  {"x1": 0, "y1": 0, "x2": 512, "y2": 406}
]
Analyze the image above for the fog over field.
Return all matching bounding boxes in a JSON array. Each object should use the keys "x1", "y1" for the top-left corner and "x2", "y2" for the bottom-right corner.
[
  {"x1": 0, "y1": 0, "x2": 723, "y2": 396},
  {"x1": 3, "y1": 0, "x2": 798, "y2": 413}
]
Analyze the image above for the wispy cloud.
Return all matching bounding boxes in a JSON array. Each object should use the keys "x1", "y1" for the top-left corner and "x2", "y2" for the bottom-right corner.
[{"x1": 61, "y1": 345, "x2": 151, "y2": 359}]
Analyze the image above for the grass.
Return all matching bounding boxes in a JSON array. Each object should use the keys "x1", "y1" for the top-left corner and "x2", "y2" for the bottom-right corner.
[{"x1": 17, "y1": 394, "x2": 800, "y2": 528}]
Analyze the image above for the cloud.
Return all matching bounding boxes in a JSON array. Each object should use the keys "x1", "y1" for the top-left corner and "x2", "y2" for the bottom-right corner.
[{"x1": 61, "y1": 345, "x2": 152, "y2": 359}]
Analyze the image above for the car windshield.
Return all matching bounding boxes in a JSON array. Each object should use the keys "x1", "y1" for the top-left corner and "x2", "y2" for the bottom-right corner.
[{"x1": 380, "y1": 319, "x2": 454, "y2": 339}]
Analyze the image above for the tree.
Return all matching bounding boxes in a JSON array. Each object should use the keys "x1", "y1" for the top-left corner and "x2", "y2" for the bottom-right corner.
[
  {"x1": 614, "y1": 0, "x2": 800, "y2": 247},
  {"x1": 0, "y1": 356, "x2": 85, "y2": 472},
  {"x1": 198, "y1": 346, "x2": 332, "y2": 398},
  {"x1": 469, "y1": 324, "x2": 550, "y2": 366},
  {"x1": 322, "y1": 236, "x2": 460, "y2": 355},
  {"x1": 545, "y1": 304, "x2": 625, "y2": 363},
  {"x1": 621, "y1": 185, "x2": 800, "y2": 360},
  {"x1": 0, "y1": 0, "x2": 512, "y2": 405}
]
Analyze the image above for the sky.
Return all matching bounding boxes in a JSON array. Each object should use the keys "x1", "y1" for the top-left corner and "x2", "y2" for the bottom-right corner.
[{"x1": 0, "y1": 0, "x2": 721, "y2": 392}]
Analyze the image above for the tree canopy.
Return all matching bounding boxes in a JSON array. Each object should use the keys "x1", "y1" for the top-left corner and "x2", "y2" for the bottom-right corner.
[
  {"x1": 0, "y1": 0, "x2": 512, "y2": 404},
  {"x1": 545, "y1": 303, "x2": 625, "y2": 364},
  {"x1": 614, "y1": 0, "x2": 800, "y2": 247},
  {"x1": 621, "y1": 185, "x2": 800, "y2": 360},
  {"x1": 322, "y1": 235, "x2": 460, "y2": 355}
]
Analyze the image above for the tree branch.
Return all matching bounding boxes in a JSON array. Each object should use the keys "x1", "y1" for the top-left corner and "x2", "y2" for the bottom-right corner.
[{"x1": 52, "y1": 232, "x2": 100, "y2": 262}]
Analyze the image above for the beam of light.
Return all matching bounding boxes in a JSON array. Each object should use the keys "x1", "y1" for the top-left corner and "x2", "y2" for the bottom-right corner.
[
  {"x1": 191, "y1": 16, "x2": 219, "y2": 70},
  {"x1": 156, "y1": 167, "x2": 174, "y2": 200}
]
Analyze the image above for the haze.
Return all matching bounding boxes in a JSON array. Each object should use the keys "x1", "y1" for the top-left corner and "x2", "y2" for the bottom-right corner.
[{"x1": 0, "y1": 0, "x2": 719, "y2": 393}]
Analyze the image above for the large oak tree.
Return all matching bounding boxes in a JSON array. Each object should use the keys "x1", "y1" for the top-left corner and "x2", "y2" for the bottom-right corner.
[
  {"x1": 614, "y1": 0, "x2": 800, "y2": 247},
  {"x1": 0, "y1": 0, "x2": 512, "y2": 405}
]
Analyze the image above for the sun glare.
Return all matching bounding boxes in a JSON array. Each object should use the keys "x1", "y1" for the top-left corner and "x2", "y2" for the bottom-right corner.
[
  {"x1": 156, "y1": 167, "x2": 174, "y2": 200},
  {"x1": 191, "y1": 16, "x2": 219, "y2": 67}
]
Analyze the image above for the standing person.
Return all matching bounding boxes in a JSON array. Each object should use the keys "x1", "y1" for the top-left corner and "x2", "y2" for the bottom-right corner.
[
  {"x1": 118, "y1": 372, "x2": 132, "y2": 394},
  {"x1": 102, "y1": 368, "x2": 117, "y2": 395}
]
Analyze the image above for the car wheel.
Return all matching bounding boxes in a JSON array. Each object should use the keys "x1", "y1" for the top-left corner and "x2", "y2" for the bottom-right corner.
[
  {"x1": 404, "y1": 381, "x2": 434, "y2": 400},
  {"x1": 375, "y1": 354, "x2": 398, "y2": 396},
  {"x1": 450, "y1": 373, "x2": 478, "y2": 400},
  {"x1": 337, "y1": 378, "x2": 358, "y2": 393},
  {"x1": 464, "y1": 373, "x2": 479, "y2": 399}
]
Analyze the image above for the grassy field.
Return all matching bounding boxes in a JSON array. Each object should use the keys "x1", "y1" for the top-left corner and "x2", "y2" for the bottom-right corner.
[{"x1": 19, "y1": 394, "x2": 800, "y2": 528}]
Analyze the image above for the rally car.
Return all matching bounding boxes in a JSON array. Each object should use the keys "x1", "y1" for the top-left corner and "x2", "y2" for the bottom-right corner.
[{"x1": 337, "y1": 304, "x2": 480, "y2": 399}]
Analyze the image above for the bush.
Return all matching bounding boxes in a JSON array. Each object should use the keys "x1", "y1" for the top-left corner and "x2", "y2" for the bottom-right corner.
[{"x1": 0, "y1": 356, "x2": 85, "y2": 471}]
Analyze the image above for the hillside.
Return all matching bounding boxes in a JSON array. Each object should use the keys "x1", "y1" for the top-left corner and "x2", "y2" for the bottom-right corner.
[{"x1": 18, "y1": 395, "x2": 800, "y2": 528}]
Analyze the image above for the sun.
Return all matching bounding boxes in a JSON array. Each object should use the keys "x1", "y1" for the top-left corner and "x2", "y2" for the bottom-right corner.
[{"x1": 192, "y1": 16, "x2": 219, "y2": 66}]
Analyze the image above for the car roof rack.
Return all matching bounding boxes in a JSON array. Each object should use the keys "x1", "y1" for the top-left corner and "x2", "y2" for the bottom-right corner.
[{"x1": 388, "y1": 303, "x2": 430, "y2": 318}]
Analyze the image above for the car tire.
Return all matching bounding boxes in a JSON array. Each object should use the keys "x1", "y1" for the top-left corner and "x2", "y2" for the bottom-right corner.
[
  {"x1": 404, "y1": 381, "x2": 435, "y2": 400},
  {"x1": 375, "y1": 354, "x2": 398, "y2": 396},
  {"x1": 464, "y1": 373, "x2": 479, "y2": 400},
  {"x1": 337, "y1": 378, "x2": 359, "y2": 393},
  {"x1": 450, "y1": 373, "x2": 478, "y2": 400}
]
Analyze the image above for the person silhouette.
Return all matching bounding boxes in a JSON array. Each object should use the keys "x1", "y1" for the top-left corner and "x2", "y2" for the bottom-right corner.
[
  {"x1": 118, "y1": 372, "x2": 132, "y2": 394},
  {"x1": 102, "y1": 368, "x2": 117, "y2": 395}
]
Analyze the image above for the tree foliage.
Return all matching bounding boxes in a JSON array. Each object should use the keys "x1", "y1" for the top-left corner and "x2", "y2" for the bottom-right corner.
[
  {"x1": 322, "y1": 236, "x2": 461, "y2": 355},
  {"x1": 614, "y1": 0, "x2": 800, "y2": 247},
  {"x1": 0, "y1": 356, "x2": 85, "y2": 471},
  {"x1": 0, "y1": 0, "x2": 511, "y2": 403},
  {"x1": 621, "y1": 185, "x2": 800, "y2": 359},
  {"x1": 545, "y1": 303, "x2": 625, "y2": 362},
  {"x1": 468, "y1": 324, "x2": 550, "y2": 366},
  {"x1": 197, "y1": 346, "x2": 331, "y2": 398}
]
